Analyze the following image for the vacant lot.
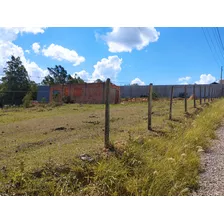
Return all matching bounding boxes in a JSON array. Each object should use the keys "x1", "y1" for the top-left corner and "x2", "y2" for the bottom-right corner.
[
  {"x1": 0, "y1": 98, "x2": 223, "y2": 195},
  {"x1": 0, "y1": 99, "x2": 197, "y2": 169}
]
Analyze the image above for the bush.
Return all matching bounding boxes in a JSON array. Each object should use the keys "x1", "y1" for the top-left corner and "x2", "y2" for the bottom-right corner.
[
  {"x1": 41, "y1": 97, "x2": 46, "y2": 104},
  {"x1": 152, "y1": 92, "x2": 159, "y2": 99},
  {"x1": 140, "y1": 92, "x2": 159, "y2": 99},
  {"x1": 62, "y1": 96, "x2": 72, "y2": 104},
  {"x1": 22, "y1": 92, "x2": 32, "y2": 108},
  {"x1": 178, "y1": 92, "x2": 188, "y2": 98}
]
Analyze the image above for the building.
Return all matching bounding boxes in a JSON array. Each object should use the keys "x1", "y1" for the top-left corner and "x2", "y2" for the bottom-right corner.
[
  {"x1": 37, "y1": 86, "x2": 50, "y2": 103},
  {"x1": 37, "y1": 82, "x2": 120, "y2": 104}
]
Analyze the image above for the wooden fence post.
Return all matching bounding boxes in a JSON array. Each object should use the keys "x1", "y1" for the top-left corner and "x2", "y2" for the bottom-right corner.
[
  {"x1": 193, "y1": 84, "x2": 196, "y2": 108},
  {"x1": 208, "y1": 85, "x2": 211, "y2": 102},
  {"x1": 211, "y1": 88, "x2": 213, "y2": 102},
  {"x1": 184, "y1": 85, "x2": 187, "y2": 113},
  {"x1": 148, "y1": 83, "x2": 153, "y2": 130},
  {"x1": 204, "y1": 86, "x2": 206, "y2": 103},
  {"x1": 200, "y1": 85, "x2": 202, "y2": 105},
  {"x1": 169, "y1": 86, "x2": 174, "y2": 120},
  {"x1": 104, "y1": 78, "x2": 110, "y2": 148}
]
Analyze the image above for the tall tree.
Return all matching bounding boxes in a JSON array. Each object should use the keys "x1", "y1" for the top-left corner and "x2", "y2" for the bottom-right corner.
[
  {"x1": 0, "y1": 56, "x2": 30, "y2": 105},
  {"x1": 41, "y1": 66, "x2": 85, "y2": 85}
]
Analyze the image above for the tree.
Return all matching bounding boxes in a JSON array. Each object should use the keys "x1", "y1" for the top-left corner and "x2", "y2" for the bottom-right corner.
[
  {"x1": 0, "y1": 56, "x2": 30, "y2": 105},
  {"x1": 42, "y1": 65, "x2": 67, "y2": 85},
  {"x1": 41, "y1": 66, "x2": 85, "y2": 85},
  {"x1": 94, "y1": 79, "x2": 103, "y2": 83},
  {"x1": 67, "y1": 74, "x2": 85, "y2": 84},
  {"x1": 29, "y1": 81, "x2": 38, "y2": 100}
]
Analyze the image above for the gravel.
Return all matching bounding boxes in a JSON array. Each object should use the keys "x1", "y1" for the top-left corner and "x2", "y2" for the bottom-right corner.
[{"x1": 192, "y1": 124, "x2": 224, "y2": 196}]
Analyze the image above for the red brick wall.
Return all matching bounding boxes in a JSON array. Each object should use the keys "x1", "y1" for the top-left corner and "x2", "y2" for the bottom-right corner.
[{"x1": 49, "y1": 83, "x2": 120, "y2": 104}]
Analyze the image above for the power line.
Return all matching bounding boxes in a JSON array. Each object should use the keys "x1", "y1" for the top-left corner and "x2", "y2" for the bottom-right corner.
[
  {"x1": 212, "y1": 28, "x2": 224, "y2": 61},
  {"x1": 202, "y1": 27, "x2": 220, "y2": 67},
  {"x1": 216, "y1": 28, "x2": 224, "y2": 51},
  {"x1": 205, "y1": 28, "x2": 223, "y2": 65}
]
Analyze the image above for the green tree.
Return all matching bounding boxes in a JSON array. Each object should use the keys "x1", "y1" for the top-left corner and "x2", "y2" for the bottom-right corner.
[
  {"x1": 41, "y1": 66, "x2": 85, "y2": 85},
  {"x1": 94, "y1": 79, "x2": 103, "y2": 83},
  {"x1": 29, "y1": 81, "x2": 38, "y2": 100},
  {"x1": 67, "y1": 74, "x2": 85, "y2": 84},
  {"x1": 0, "y1": 56, "x2": 30, "y2": 105}
]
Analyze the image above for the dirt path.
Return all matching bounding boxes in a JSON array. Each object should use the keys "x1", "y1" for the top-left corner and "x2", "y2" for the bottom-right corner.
[{"x1": 193, "y1": 124, "x2": 224, "y2": 196}]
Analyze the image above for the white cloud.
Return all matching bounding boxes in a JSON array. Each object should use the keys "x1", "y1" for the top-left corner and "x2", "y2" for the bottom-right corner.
[
  {"x1": 195, "y1": 74, "x2": 216, "y2": 84},
  {"x1": 177, "y1": 76, "x2": 191, "y2": 84},
  {"x1": 32, "y1": 42, "x2": 41, "y2": 54},
  {"x1": 130, "y1": 78, "x2": 145, "y2": 85},
  {"x1": 73, "y1": 56, "x2": 123, "y2": 83},
  {"x1": 178, "y1": 76, "x2": 191, "y2": 82},
  {"x1": 24, "y1": 61, "x2": 48, "y2": 83},
  {"x1": 91, "y1": 55, "x2": 122, "y2": 81},
  {"x1": 0, "y1": 41, "x2": 47, "y2": 83},
  {"x1": 42, "y1": 44, "x2": 85, "y2": 66},
  {"x1": 100, "y1": 27, "x2": 160, "y2": 53},
  {"x1": 0, "y1": 27, "x2": 46, "y2": 42},
  {"x1": 0, "y1": 27, "x2": 47, "y2": 83},
  {"x1": 72, "y1": 70, "x2": 90, "y2": 81}
]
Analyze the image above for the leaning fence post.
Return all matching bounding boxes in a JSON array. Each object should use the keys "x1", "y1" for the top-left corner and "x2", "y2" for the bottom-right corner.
[
  {"x1": 193, "y1": 84, "x2": 196, "y2": 108},
  {"x1": 105, "y1": 78, "x2": 110, "y2": 148},
  {"x1": 169, "y1": 86, "x2": 174, "y2": 120},
  {"x1": 148, "y1": 83, "x2": 153, "y2": 130},
  {"x1": 184, "y1": 85, "x2": 187, "y2": 113},
  {"x1": 204, "y1": 86, "x2": 206, "y2": 103},
  {"x1": 200, "y1": 85, "x2": 202, "y2": 105}
]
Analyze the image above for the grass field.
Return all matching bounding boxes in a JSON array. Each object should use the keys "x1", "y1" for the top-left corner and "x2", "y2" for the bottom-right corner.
[{"x1": 0, "y1": 98, "x2": 224, "y2": 195}]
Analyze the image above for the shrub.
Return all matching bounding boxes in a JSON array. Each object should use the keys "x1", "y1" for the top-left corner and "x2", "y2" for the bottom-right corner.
[
  {"x1": 41, "y1": 97, "x2": 46, "y2": 104},
  {"x1": 62, "y1": 96, "x2": 72, "y2": 104},
  {"x1": 178, "y1": 92, "x2": 188, "y2": 98},
  {"x1": 22, "y1": 92, "x2": 32, "y2": 108},
  {"x1": 152, "y1": 92, "x2": 159, "y2": 99}
]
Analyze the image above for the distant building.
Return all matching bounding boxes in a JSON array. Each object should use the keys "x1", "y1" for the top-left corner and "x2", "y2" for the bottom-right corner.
[
  {"x1": 37, "y1": 86, "x2": 50, "y2": 103},
  {"x1": 37, "y1": 82, "x2": 120, "y2": 104},
  {"x1": 219, "y1": 80, "x2": 224, "y2": 84}
]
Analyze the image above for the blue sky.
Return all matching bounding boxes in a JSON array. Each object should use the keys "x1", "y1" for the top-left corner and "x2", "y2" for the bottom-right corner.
[{"x1": 0, "y1": 27, "x2": 223, "y2": 85}]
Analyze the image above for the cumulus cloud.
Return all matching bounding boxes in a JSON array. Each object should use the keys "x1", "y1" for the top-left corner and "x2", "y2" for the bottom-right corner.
[
  {"x1": 100, "y1": 27, "x2": 160, "y2": 53},
  {"x1": 73, "y1": 56, "x2": 123, "y2": 83},
  {"x1": 130, "y1": 78, "x2": 145, "y2": 85},
  {"x1": 42, "y1": 44, "x2": 85, "y2": 66},
  {"x1": 91, "y1": 55, "x2": 122, "y2": 81},
  {"x1": 0, "y1": 27, "x2": 46, "y2": 42},
  {"x1": 0, "y1": 28, "x2": 47, "y2": 83},
  {"x1": 72, "y1": 70, "x2": 90, "y2": 81},
  {"x1": 195, "y1": 74, "x2": 216, "y2": 84},
  {"x1": 24, "y1": 61, "x2": 48, "y2": 83},
  {"x1": 32, "y1": 42, "x2": 41, "y2": 54},
  {"x1": 25, "y1": 50, "x2": 30, "y2": 54}
]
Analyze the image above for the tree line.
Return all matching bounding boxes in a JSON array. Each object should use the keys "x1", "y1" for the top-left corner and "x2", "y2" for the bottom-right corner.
[{"x1": 0, "y1": 56, "x2": 104, "y2": 107}]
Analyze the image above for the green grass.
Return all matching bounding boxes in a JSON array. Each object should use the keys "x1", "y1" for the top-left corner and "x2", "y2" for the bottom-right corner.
[{"x1": 0, "y1": 98, "x2": 223, "y2": 195}]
